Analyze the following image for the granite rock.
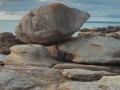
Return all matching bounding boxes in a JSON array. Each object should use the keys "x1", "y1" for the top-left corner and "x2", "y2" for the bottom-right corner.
[{"x1": 15, "y1": 3, "x2": 90, "y2": 45}]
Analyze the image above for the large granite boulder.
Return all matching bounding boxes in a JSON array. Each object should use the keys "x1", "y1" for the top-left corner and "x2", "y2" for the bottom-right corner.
[
  {"x1": 57, "y1": 36, "x2": 120, "y2": 64},
  {"x1": 15, "y1": 3, "x2": 90, "y2": 45},
  {"x1": 4, "y1": 44, "x2": 60, "y2": 67}
]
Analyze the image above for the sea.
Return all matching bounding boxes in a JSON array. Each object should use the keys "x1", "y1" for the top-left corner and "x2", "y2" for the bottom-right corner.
[{"x1": 0, "y1": 20, "x2": 120, "y2": 61}]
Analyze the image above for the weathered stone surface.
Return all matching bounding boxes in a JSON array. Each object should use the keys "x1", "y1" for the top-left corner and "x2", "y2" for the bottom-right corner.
[
  {"x1": 15, "y1": 3, "x2": 90, "y2": 45},
  {"x1": 4, "y1": 44, "x2": 61, "y2": 67},
  {"x1": 0, "y1": 32, "x2": 22, "y2": 55},
  {"x1": 0, "y1": 69, "x2": 36, "y2": 90},
  {"x1": 63, "y1": 69, "x2": 118, "y2": 81},
  {"x1": 57, "y1": 36, "x2": 120, "y2": 64},
  {"x1": 58, "y1": 76, "x2": 120, "y2": 90},
  {"x1": 3, "y1": 65, "x2": 68, "y2": 90}
]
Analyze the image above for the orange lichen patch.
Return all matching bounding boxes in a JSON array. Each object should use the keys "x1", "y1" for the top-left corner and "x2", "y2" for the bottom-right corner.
[
  {"x1": 49, "y1": 3, "x2": 57, "y2": 13},
  {"x1": 67, "y1": 40, "x2": 77, "y2": 46}
]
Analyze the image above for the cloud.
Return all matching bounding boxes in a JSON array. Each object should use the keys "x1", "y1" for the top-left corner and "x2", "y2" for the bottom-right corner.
[
  {"x1": 0, "y1": 2, "x2": 2, "y2": 5},
  {"x1": 0, "y1": 11, "x2": 27, "y2": 20},
  {"x1": 0, "y1": 0, "x2": 120, "y2": 21}
]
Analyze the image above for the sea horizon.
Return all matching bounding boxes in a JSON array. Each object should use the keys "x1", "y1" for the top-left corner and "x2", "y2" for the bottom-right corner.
[{"x1": 0, "y1": 20, "x2": 120, "y2": 34}]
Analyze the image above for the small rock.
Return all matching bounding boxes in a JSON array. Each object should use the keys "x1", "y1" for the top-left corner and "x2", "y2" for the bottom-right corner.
[
  {"x1": 58, "y1": 76, "x2": 120, "y2": 90},
  {"x1": 63, "y1": 69, "x2": 118, "y2": 81},
  {"x1": 108, "y1": 26, "x2": 113, "y2": 29},
  {"x1": 46, "y1": 45, "x2": 58, "y2": 57}
]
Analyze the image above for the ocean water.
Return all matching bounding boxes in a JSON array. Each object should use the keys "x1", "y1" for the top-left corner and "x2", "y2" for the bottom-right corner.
[
  {"x1": 0, "y1": 20, "x2": 120, "y2": 61},
  {"x1": 0, "y1": 20, "x2": 120, "y2": 33}
]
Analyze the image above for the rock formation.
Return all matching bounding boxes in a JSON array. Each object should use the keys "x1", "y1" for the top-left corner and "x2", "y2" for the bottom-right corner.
[{"x1": 1, "y1": 2, "x2": 120, "y2": 90}]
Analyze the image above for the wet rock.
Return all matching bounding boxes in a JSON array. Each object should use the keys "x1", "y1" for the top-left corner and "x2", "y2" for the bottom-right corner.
[
  {"x1": 0, "y1": 32, "x2": 22, "y2": 55},
  {"x1": 108, "y1": 26, "x2": 113, "y2": 29},
  {"x1": 4, "y1": 44, "x2": 60, "y2": 67},
  {"x1": 62, "y1": 69, "x2": 118, "y2": 81},
  {"x1": 15, "y1": 3, "x2": 90, "y2": 45},
  {"x1": 57, "y1": 36, "x2": 120, "y2": 64}
]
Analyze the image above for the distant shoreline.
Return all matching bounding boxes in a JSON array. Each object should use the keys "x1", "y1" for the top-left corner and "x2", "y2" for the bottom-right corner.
[
  {"x1": 0, "y1": 20, "x2": 120, "y2": 24},
  {"x1": 86, "y1": 21, "x2": 120, "y2": 24}
]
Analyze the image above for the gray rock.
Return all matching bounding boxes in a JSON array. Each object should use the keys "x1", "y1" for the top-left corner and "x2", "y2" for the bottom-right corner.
[
  {"x1": 108, "y1": 26, "x2": 113, "y2": 29},
  {"x1": 58, "y1": 76, "x2": 120, "y2": 90},
  {"x1": 0, "y1": 69, "x2": 36, "y2": 90},
  {"x1": 3, "y1": 65, "x2": 68, "y2": 90},
  {"x1": 63, "y1": 69, "x2": 118, "y2": 81},
  {"x1": 57, "y1": 36, "x2": 120, "y2": 64},
  {"x1": 15, "y1": 3, "x2": 90, "y2": 45},
  {"x1": 113, "y1": 26, "x2": 120, "y2": 30},
  {"x1": 4, "y1": 44, "x2": 60, "y2": 67}
]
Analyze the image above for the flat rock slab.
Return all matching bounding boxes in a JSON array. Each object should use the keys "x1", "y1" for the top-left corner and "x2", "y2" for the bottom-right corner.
[
  {"x1": 63, "y1": 69, "x2": 118, "y2": 81},
  {"x1": 15, "y1": 3, "x2": 90, "y2": 45},
  {"x1": 53, "y1": 63, "x2": 120, "y2": 74},
  {"x1": 58, "y1": 76, "x2": 120, "y2": 90}
]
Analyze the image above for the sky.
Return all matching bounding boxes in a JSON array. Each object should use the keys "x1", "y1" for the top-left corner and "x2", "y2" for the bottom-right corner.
[{"x1": 0, "y1": 0, "x2": 120, "y2": 21}]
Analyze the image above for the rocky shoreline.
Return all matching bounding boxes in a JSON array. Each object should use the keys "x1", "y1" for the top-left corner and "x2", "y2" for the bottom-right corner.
[{"x1": 0, "y1": 2, "x2": 120, "y2": 90}]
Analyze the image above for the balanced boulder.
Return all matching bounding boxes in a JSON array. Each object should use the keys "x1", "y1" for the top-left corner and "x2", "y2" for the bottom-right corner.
[
  {"x1": 15, "y1": 3, "x2": 90, "y2": 45},
  {"x1": 57, "y1": 36, "x2": 120, "y2": 64},
  {"x1": 4, "y1": 44, "x2": 60, "y2": 67}
]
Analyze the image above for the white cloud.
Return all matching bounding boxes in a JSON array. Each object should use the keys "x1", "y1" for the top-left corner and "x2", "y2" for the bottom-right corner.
[
  {"x1": 0, "y1": 2, "x2": 2, "y2": 5},
  {"x1": 0, "y1": 11, "x2": 27, "y2": 20}
]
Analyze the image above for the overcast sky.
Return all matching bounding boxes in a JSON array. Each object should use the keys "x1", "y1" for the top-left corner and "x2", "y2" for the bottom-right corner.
[{"x1": 0, "y1": 0, "x2": 120, "y2": 21}]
